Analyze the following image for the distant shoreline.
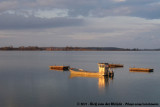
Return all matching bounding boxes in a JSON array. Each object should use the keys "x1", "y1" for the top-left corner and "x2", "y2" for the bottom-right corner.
[{"x1": 0, "y1": 46, "x2": 160, "y2": 51}]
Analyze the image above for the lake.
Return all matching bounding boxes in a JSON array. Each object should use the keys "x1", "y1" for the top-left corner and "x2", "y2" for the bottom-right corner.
[{"x1": 0, "y1": 51, "x2": 159, "y2": 107}]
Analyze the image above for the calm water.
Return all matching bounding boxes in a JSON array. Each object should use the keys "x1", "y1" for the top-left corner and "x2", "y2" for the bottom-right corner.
[{"x1": 0, "y1": 51, "x2": 160, "y2": 107}]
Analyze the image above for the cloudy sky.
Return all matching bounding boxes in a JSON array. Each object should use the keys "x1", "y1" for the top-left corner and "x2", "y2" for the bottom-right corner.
[{"x1": 0, "y1": 0, "x2": 160, "y2": 48}]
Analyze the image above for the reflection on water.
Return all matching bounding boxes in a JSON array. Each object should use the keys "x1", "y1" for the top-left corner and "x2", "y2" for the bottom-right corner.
[
  {"x1": 1, "y1": 51, "x2": 160, "y2": 107},
  {"x1": 70, "y1": 73, "x2": 113, "y2": 90},
  {"x1": 98, "y1": 76, "x2": 113, "y2": 90},
  {"x1": 49, "y1": 68, "x2": 113, "y2": 90}
]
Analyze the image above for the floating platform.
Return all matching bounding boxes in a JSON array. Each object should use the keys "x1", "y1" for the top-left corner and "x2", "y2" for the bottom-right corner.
[
  {"x1": 49, "y1": 66, "x2": 70, "y2": 71},
  {"x1": 109, "y1": 64, "x2": 123, "y2": 68},
  {"x1": 129, "y1": 68, "x2": 153, "y2": 72}
]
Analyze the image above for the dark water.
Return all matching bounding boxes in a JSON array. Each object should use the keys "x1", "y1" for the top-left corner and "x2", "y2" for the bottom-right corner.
[{"x1": 0, "y1": 51, "x2": 160, "y2": 107}]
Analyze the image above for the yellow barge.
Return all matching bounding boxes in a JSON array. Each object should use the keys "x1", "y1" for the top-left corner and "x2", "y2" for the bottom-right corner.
[
  {"x1": 69, "y1": 63, "x2": 114, "y2": 77},
  {"x1": 129, "y1": 68, "x2": 153, "y2": 72}
]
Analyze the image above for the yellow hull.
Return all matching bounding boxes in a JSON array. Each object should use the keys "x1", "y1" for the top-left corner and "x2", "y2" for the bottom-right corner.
[
  {"x1": 70, "y1": 68, "x2": 102, "y2": 76},
  {"x1": 69, "y1": 68, "x2": 114, "y2": 77}
]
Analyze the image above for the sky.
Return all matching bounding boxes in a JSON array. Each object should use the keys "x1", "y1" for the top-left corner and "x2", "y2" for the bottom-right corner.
[{"x1": 0, "y1": 0, "x2": 160, "y2": 48}]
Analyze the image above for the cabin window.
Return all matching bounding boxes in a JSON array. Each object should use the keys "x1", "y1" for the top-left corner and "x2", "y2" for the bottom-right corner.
[
  {"x1": 105, "y1": 65, "x2": 109, "y2": 67},
  {"x1": 100, "y1": 65, "x2": 104, "y2": 67},
  {"x1": 99, "y1": 64, "x2": 106, "y2": 68}
]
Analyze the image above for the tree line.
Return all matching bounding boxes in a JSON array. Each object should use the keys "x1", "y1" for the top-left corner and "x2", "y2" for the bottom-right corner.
[{"x1": 0, "y1": 46, "x2": 159, "y2": 51}]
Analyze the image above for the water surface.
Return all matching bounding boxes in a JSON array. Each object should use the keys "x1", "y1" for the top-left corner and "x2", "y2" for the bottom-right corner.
[{"x1": 0, "y1": 51, "x2": 159, "y2": 107}]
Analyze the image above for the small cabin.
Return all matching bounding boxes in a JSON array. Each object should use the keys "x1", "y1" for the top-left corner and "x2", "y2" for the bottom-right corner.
[{"x1": 98, "y1": 63, "x2": 109, "y2": 75}]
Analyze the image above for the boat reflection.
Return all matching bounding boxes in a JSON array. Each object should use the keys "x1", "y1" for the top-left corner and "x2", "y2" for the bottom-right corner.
[{"x1": 69, "y1": 73, "x2": 113, "y2": 90}]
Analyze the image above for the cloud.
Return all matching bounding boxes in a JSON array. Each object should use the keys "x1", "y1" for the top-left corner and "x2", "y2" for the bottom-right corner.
[
  {"x1": 0, "y1": 13, "x2": 84, "y2": 30},
  {"x1": 1, "y1": 0, "x2": 160, "y2": 48},
  {"x1": 1, "y1": 16, "x2": 160, "y2": 48},
  {"x1": 113, "y1": 0, "x2": 126, "y2": 2},
  {"x1": 0, "y1": 1, "x2": 18, "y2": 12},
  {"x1": 0, "y1": 0, "x2": 160, "y2": 19}
]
